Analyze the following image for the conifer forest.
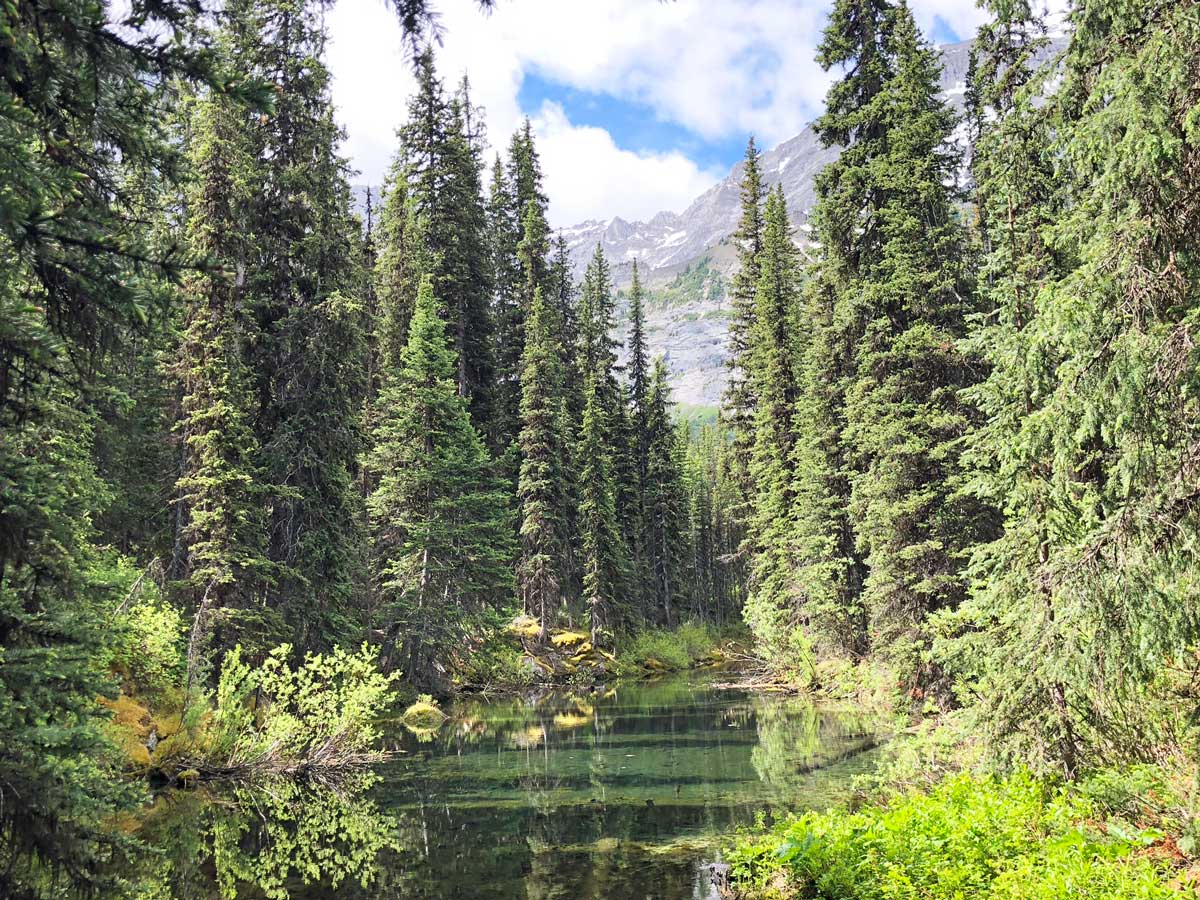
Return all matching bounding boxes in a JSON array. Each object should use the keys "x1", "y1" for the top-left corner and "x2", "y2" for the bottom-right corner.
[{"x1": 3, "y1": 0, "x2": 1200, "y2": 898}]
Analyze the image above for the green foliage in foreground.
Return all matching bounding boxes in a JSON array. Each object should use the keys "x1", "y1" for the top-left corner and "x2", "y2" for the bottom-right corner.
[{"x1": 727, "y1": 771, "x2": 1183, "y2": 900}]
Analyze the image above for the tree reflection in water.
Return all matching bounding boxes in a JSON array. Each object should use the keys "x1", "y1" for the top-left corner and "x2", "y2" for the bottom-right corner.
[{"x1": 125, "y1": 773, "x2": 399, "y2": 899}]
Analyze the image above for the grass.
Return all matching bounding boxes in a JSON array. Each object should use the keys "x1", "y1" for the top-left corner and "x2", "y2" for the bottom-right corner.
[{"x1": 613, "y1": 621, "x2": 730, "y2": 675}]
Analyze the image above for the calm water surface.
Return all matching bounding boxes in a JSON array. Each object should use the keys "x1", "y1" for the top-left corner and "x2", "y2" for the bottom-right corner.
[{"x1": 132, "y1": 673, "x2": 878, "y2": 899}]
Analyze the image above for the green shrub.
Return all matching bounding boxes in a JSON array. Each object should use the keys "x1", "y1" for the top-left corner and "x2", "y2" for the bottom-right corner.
[
  {"x1": 615, "y1": 622, "x2": 721, "y2": 675},
  {"x1": 116, "y1": 592, "x2": 185, "y2": 694},
  {"x1": 199, "y1": 643, "x2": 397, "y2": 775},
  {"x1": 96, "y1": 556, "x2": 185, "y2": 697},
  {"x1": 727, "y1": 771, "x2": 1179, "y2": 900}
]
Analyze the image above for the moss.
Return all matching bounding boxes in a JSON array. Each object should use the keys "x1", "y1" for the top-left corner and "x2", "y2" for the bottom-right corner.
[
  {"x1": 401, "y1": 695, "x2": 446, "y2": 730},
  {"x1": 550, "y1": 630, "x2": 588, "y2": 647},
  {"x1": 507, "y1": 615, "x2": 542, "y2": 639}
]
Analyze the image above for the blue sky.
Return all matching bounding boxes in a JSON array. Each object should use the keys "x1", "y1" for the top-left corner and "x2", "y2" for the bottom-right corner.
[{"x1": 326, "y1": 1, "x2": 994, "y2": 226}]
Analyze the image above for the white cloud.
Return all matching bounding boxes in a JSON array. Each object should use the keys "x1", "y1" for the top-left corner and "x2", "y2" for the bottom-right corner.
[
  {"x1": 531, "y1": 103, "x2": 723, "y2": 226},
  {"x1": 324, "y1": 0, "x2": 1004, "y2": 227}
]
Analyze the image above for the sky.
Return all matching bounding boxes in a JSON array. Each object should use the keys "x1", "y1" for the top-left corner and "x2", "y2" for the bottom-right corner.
[{"x1": 324, "y1": 0, "x2": 994, "y2": 229}]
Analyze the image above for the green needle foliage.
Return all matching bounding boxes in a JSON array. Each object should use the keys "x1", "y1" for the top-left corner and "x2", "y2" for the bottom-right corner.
[
  {"x1": 366, "y1": 276, "x2": 513, "y2": 691},
  {"x1": 946, "y1": 0, "x2": 1200, "y2": 776},
  {"x1": 579, "y1": 373, "x2": 629, "y2": 644},
  {"x1": 517, "y1": 286, "x2": 570, "y2": 634}
]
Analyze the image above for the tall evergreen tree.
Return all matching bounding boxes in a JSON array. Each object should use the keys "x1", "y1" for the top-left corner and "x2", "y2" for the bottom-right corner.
[
  {"x1": 721, "y1": 136, "x2": 768, "y2": 511},
  {"x1": 487, "y1": 119, "x2": 552, "y2": 461},
  {"x1": 627, "y1": 260, "x2": 652, "y2": 477},
  {"x1": 551, "y1": 234, "x2": 585, "y2": 431},
  {"x1": 507, "y1": 119, "x2": 550, "y2": 230},
  {"x1": 366, "y1": 276, "x2": 513, "y2": 691},
  {"x1": 778, "y1": 0, "x2": 894, "y2": 663},
  {"x1": 951, "y1": 0, "x2": 1200, "y2": 775},
  {"x1": 624, "y1": 260, "x2": 653, "y2": 612},
  {"x1": 742, "y1": 187, "x2": 805, "y2": 665},
  {"x1": 487, "y1": 154, "x2": 524, "y2": 457},
  {"x1": 517, "y1": 287, "x2": 570, "y2": 634},
  {"x1": 173, "y1": 46, "x2": 276, "y2": 657},
  {"x1": 395, "y1": 49, "x2": 495, "y2": 433},
  {"x1": 579, "y1": 373, "x2": 628, "y2": 645},
  {"x1": 644, "y1": 359, "x2": 689, "y2": 626},
  {"x1": 204, "y1": 0, "x2": 369, "y2": 654},
  {"x1": 578, "y1": 245, "x2": 622, "y2": 431},
  {"x1": 949, "y1": 0, "x2": 1068, "y2": 767},
  {"x1": 838, "y1": 4, "x2": 987, "y2": 697},
  {"x1": 612, "y1": 380, "x2": 646, "y2": 590}
]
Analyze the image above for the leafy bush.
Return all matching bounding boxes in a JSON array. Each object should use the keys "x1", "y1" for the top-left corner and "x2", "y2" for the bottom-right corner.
[
  {"x1": 93, "y1": 556, "x2": 185, "y2": 697},
  {"x1": 114, "y1": 592, "x2": 185, "y2": 695},
  {"x1": 727, "y1": 771, "x2": 1180, "y2": 900},
  {"x1": 190, "y1": 643, "x2": 397, "y2": 777}
]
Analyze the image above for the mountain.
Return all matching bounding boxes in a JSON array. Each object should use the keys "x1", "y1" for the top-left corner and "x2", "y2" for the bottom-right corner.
[{"x1": 563, "y1": 39, "x2": 986, "y2": 407}]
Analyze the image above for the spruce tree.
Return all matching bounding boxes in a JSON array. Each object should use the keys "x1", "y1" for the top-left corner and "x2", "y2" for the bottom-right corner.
[
  {"x1": 627, "y1": 260, "x2": 652, "y2": 476},
  {"x1": 644, "y1": 359, "x2": 688, "y2": 626},
  {"x1": 366, "y1": 276, "x2": 513, "y2": 691},
  {"x1": 487, "y1": 154, "x2": 524, "y2": 457},
  {"x1": 721, "y1": 137, "x2": 767, "y2": 512},
  {"x1": 395, "y1": 49, "x2": 495, "y2": 434},
  {"x1": 507, "y1": 119, "x2": 550, "y2": 230},
  {"x1": 579, "y1": 373, "x2": 628, "y2": 645},
  {"x1": 844, "y1": 4, "x2": 987, "y2": 697},
  {"x1": 953, "y1": 0, "x2": 1200, "y2": 775},
  {"x1": 742, "y1": 188, "x2": 805, "y2": 665},
  {"x1": 517, "y1": 287, "x2": 570, "y2": 634},
  {"x1": 489, "y1": 120, "x2": 551, "y2": 461},
  {"x1": 209, "y1": 0, "x2": 368, "y2": 654},
  {"x1": 949, "y1": 0, "x2": 1068, "y2": 766},
  {"x1": 625, "y1": 260, "x2": 654, "y2": 613},
  {"x1": 776, "y1": 0, "x2": 893, "y2": 662},
  {"x1": 551, "y1": 234, "x2": 585, "y2": 432},
  {"x1": 578, "y1": 245, "x2": 623, "y2": 431},
  {"x1": 612, "y1": 380, "x2": 647, "y2": 592},
  {"x1": 173, "y1": 62, "x2": 276, "y2": 656}
]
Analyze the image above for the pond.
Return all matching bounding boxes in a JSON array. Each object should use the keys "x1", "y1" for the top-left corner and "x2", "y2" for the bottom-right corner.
[{"x1": 127, "y1": 673, "x2": 879, "y2": 899}]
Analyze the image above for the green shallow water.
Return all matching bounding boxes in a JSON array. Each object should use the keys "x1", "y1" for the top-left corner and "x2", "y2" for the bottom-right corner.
[{"x1": 129, "y1": 673, "x2": 879, "y2": 899}]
